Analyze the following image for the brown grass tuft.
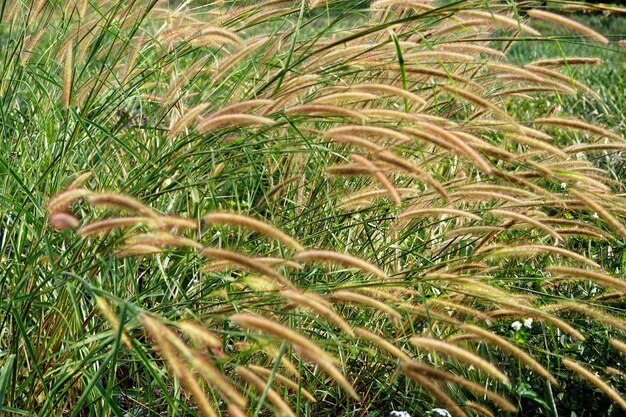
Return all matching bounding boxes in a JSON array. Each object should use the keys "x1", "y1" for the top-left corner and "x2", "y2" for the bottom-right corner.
[
  {"x1": 489, "y1": 209, "x2": 562, "y2": 241},
  {"x1": 231, "y1": 313, "x2": 359, "y2": 399},
  {"x1": 478, "y1": 244, "x2": 600, "y2": 269},
  {"x1": 530, "y1": 57, "x2": 601, "y2": 67},
  {"x1": 331, "y1": 291, "x2": 402, "y2": 325},
  {"x1": 351, "y1": 83, "x2": 427, "y2": 106},
  {"x1": 610, "y1": 339, "x2": 626, "y2": 356},
  {"x1": 282, "y1": 290, "x2": 355, "y2": 336},
  {"x1": 169, "y1": 103, "x2": 210, "y2": 137},
  {"x1": 95, "y1": 297, "x2": 132, "y2": 348},
  {"x1": 409, "y1": 337, "x2": 510, "y2": 383},
  {"x1": 569, "y1": 189, "x2": 626, "y2": 240},
  {"x1": 544, "y1": 302, "x2": 626, "y2": 332},
  {"x1": 79, "y1": 217, "x2": 155, "y2": 236},
  {"x1": 202, "y1": 247, "x2": 293, "y2": 288},
  {"x1": 47, "y1": 189, "x2": 93, "y2": 213},
  {"x1": 460, "y1": 324, "x2": 557, "y2": 385},
  {"x1": 404, "y1": 362, "x2": 517, "y2": 412},
  {"x1": 88, "y1": 193, "x2": 159, "y2": 219},
  {"x1": 546, "y1": 266, "x2": 626, "y2": 294},
  {"x1": 354, "y1": 327, "x2": 411, "y2": 362},
  {"x1": 374, "y1": 150, "x2": 449, "y2": 198},
  {"x1": 402, "y1": 368, "x2": 470, "y2": 417},
  {"x1": 204, "y1": 212, "x2": 303, "y2": 251},
  {"x1": 177, "y1": 321, "x2": 222, "y2": 349},
  {"x1": 62, "y1": 43, "x2": 73, "y2": 108},
  {"x1": 140, "y1": 315, "x2": 219, "y2": 417},
  {"x1": 350, "y1": 153, "x2": 402, "y2": 205},
  {"x1": 49, "y1": 213, "x2": 80, "y2": 230},
  {"x1": 227, "y1": 404, "x2": 247, "y2": 417},
  {"x1": 464, "y1": 401, "x2": 495, "y2": 417},
  {"x1": 236, "y1": 366, "x2": 296, "y2": 417},
  {"x1": 563, "y1": 359, "x2": 626, "y2": 411},
  {"x1": 324, "y1": 125, "x2": 412, "y2": 144},
  {"x1": 399, "y1": 207, "x2": 481, "y2": 222},
  {"x1": 412, "y1": 121, "x2": 493, "y2": 173},
  {"x1": 527, "y1": 9, "x2": 609, "y2": 44},
  {"x1": 196, "y1": 114, "x2": 274, "y2": 133},
  {"x1": 247, "y1": 365, "x2": 317, "y2": 403},
  {"x1": 534, "y1": 117, "x2": 624, "y2": 143},
  {"x1": 458, "y1": 10, "x2": 541, "y2": 36},
  {"x1": 285, "y1": 104, "x2": 367, "y2": 121},
  {"x1": 294, "y1": 250, "x2": 388, "y2": 279},
  {"x1": 231, "y1": 313, "x2": 329, "y2": 362}
]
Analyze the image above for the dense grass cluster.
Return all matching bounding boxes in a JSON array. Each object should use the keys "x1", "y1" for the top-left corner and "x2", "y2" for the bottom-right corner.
[{"x1": 1, "y1": 0, "x2": 626, "y2": 416}]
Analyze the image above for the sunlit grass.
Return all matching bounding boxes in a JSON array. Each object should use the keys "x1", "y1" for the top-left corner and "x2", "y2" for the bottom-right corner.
[{"x1": 1, "y1": 1, "x2": 626, "y2": 416}]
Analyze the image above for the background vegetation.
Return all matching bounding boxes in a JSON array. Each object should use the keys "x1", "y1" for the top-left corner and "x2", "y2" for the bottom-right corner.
[{"x1": 1, "y1": 0, "x2": 625, "y2": 416}]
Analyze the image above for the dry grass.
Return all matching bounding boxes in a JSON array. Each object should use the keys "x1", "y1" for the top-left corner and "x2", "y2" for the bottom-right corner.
[{"x1": 28, "y1": 0, "x2": 626, "y2": 415}]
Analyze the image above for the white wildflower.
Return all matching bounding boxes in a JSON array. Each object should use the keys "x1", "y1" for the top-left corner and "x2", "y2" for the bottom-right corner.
[
  {"x1": 524, "y1": 318, "x2": 533, "y2": 329},
  {"x1": 389, "y1": 412, "x2": 411, "y2": 417},
  {"x1": 432, "y1": 409, "x2": 452, "y2": 417},
  {"x1": 560, "y1": 182, "x2": 567, "y2": 190},
  {"x1": 593, "y1": 212, "x2": 599, "y2": 219},
  {"x1": 511, "y1": 321, "x2": 522, "y2": 331}
]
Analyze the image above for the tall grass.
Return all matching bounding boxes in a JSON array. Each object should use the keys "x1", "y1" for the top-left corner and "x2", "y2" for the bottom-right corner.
[{"x1": 1, "y1": 0, "x2": 626, "y2": 416}]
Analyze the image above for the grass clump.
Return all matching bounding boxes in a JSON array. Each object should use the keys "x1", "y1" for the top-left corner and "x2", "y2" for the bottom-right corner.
[{"x1": 1, "y1": 0, "x2": 626, "y2": 416}]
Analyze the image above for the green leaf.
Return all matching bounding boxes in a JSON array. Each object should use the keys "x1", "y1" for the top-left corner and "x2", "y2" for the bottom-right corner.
[{"x1": 0, "y1": 354, "x2": 15, "y2": 409}]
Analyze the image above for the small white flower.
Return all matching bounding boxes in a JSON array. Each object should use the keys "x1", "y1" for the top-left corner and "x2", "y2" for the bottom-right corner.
[
  {"x1": 593, "y1": 212, "x2": 599, "y2": 219},
  {"x1": 524, "y1": 318, "x2": 533, "y2": 329},
  {"x1": 511, "y1": 321, "x2": 522, "y2": 331},
  {"x1": 431, "y1": 409, "x2": 452, "y2": 417},
  {"x1": 608, "y1": 246, "x2": 613, "y2": 256},
  {"x1": 560, "y1": 182, "x2": 567, "y2": 190},
  {"x1": 389, "y1": 411, "x2": 411, "y2": 417}
]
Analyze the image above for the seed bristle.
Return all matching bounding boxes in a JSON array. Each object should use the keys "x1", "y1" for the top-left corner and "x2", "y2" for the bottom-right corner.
[
  {"x1": 204, "y1": 212, "x2": 303, "y2": 251},
  {"x1": 527, "y1": 9, "x2": 609, "y2": 44},
  {"x1": 409, "y1": 337, "x2": 510, "y2": 383},
  {"x1": 563, "y1": 359, "x2": 626, "y2": 411},
  {"x1": 294, "y1": 249, "x2": 388, "y2": 279}
]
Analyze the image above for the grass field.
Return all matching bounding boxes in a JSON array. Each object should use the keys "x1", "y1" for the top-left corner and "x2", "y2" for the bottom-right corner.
[{"x1": 1, "y1": 1, "x2": 626, "y2": 417}]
